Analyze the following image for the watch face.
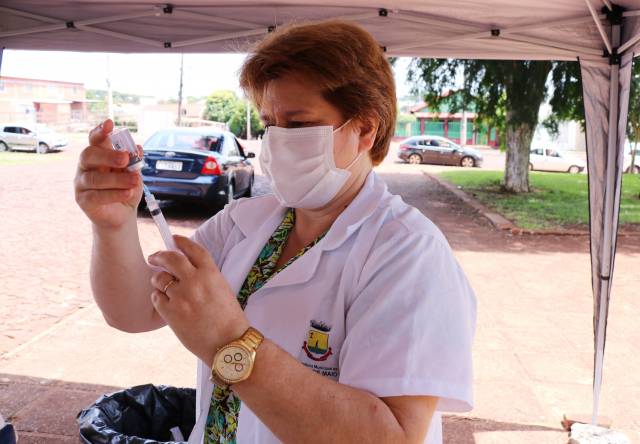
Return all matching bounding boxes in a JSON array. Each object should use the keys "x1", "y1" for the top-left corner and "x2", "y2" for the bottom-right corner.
[{"x1": 214, "y1": 345, "x2": 251, "y2": 383}]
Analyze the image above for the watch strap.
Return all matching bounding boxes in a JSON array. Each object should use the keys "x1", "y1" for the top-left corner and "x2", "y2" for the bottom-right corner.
[{"x1": 240, "y1": 326, "x2": 264, "y2": 351}]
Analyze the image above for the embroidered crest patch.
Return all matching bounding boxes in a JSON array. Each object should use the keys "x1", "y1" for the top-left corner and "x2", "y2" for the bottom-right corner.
[{"x1": 302, "y1": 320, "x2": 333, "y2": 361}]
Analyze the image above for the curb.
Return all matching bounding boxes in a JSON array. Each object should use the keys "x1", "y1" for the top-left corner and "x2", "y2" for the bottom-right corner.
[{"x1": 424, "y1": 171, "x2": 594, "y2": 236}]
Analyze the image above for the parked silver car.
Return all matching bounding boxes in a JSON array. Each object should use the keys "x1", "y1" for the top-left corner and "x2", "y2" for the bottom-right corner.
[
  {"x1": 0, "y1": 124, "x2": 38, "y2": 152},
  {"x1": 0, "y1": 124, "x2": 68, "y2": 154},
  {"x1": 31, "y1": 124, "x2": 69, "y2": 153}
]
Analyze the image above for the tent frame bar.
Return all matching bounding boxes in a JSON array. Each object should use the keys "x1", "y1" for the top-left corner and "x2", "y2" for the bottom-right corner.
[
  {"x1": 389, "y1": 17, "x2": 603, "y2": 57},
  {"x1": 0, "y1": 6, "x2": 164, "y2": 40},
  {"x1": 171, "y1": 9, "x2": 262, "y2": 29},
  {"x1": 586, "y1": 0, "x2": 613, "y2": 54},
  {"x1": 1, "y1": 2, "x2": 638, "y2": 58},
  {"x1": 0, "y1": 4, "x2": 384, "y2": 51}
]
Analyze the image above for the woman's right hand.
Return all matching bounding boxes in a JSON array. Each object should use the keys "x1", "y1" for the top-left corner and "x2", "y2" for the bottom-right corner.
[{"x1": 74, "y1": 119, "x2": 144, "y2": 229}]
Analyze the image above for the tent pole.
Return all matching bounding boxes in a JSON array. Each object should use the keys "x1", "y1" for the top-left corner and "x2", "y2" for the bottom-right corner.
[{"x1": 592, "y1": 19, "x2": 621, "y2": 427}]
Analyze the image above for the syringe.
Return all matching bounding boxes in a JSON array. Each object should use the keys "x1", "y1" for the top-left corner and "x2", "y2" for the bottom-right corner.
[{"x1": 142, "y1": 184, "x2": 177, "y2": 251}]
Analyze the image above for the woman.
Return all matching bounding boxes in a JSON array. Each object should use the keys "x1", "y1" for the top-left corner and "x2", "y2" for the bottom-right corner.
[{"x1": 74, "y1": 20, "x2": 476, "y2": 444}]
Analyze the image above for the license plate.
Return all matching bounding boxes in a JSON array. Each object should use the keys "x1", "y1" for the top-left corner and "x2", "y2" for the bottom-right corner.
[{"x1": 156, "y1": 160, "x2": 183, "y2": 171}]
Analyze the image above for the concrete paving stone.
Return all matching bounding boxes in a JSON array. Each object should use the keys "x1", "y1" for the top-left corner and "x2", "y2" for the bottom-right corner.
[
  {"x1": 529, "y1": 382, "x2": 617, "y2": 428},
  {"x1": 0, "y1": 380, "x2": 50, "y2": 420},
  {"x1": 0, "y1": 306, "x2": 196, "y2": 389},
  {"x1": 502, "y1": 327, "x2": 575, "y2": 354},
  {"x1": 516, "y1": 352, "x2": 593, "y2": 385},
  {"x1": 470, "y1": 381, "x2": 551, "y2": 425},
  {"x1": 11, "y1": 388, "x2": 104, "y2": 436},
  {"x1": 14, "y1": 432, "x2": 80, "y2": 444},
  {"x1": 443, "y1": 415, "x2": 567, "y2": 444},
  {"x1": 473, "y1": 350, "x2": 530, "y2": 383},
  {"x1": 473, "y1": 327, "x2": 512, "y2": 351},
  {"x1": 484, "y1": 309, "x2": 558, "y2": 331}
]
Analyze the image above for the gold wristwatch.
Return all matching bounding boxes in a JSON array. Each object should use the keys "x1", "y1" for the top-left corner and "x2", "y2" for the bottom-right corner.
[{"x1": 210, "y1": 326, "x2": 264, "y2": 388}]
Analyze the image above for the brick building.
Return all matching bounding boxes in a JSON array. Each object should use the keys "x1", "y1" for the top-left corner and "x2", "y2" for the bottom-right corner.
[
  {"x1": 0, "y1": 76, "x2": 90, "y2": 127},
  {"x1": 396, "y1": 101, "x2": 500, "y2": 148}
]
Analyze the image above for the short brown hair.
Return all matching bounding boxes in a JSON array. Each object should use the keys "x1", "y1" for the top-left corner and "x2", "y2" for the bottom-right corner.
[{"x1": 239, "y1": 20, "x2": 396, "y2": 166}]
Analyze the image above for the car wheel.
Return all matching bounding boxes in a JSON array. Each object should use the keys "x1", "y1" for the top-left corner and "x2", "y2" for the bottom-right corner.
[
  {"x1": 568, "y1": 165, "x2": 581, "y2": 174},
  {"x1": 529, "y1": 163, "x2": 534, "y2": 171},
  {"x1": 460, "y1": 156, "x2": 475, "y2": 167},
  {"x1": 37, "y1": 142, "x2": 49, "y2": 154},
  {"x1": 408, "y1": 153, "x2": 422, "y2": 164},
  {"x1": 0, "y1": 142, "x2": 8, "y2": 152}
]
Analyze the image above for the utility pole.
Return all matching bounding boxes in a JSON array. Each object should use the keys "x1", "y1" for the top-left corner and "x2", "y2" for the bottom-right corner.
[
  {"x1": 460, "y1": 65, "x2": 467, "y2": 146},
  {"x1": 246, "y1": 99, "x2": 251, "y2": 140},
  {"x1": 106, "y1": 54, "x2": 114, "y2": 121},
  {"x1": 177, "y1": 53, "x2": 184, "y2": 126}
]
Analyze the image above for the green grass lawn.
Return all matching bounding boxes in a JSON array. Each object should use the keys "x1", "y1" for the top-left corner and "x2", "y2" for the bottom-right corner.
[
  {"x1": 438, "y1": 170, "x2": 640, "y2": 230},
  {"x1": 0, "y1": 151, "x2": 67, "y2": 166}
]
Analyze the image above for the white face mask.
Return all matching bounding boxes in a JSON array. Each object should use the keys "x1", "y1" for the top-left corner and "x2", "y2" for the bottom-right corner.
[{"x1": 259, "y1": 120, "x2": 361, "y2": 209}]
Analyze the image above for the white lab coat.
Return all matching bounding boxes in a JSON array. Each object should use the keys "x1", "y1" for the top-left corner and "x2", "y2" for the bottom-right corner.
[{"x1": 187, "y1": 171, "x2": 476, "y2": 444}]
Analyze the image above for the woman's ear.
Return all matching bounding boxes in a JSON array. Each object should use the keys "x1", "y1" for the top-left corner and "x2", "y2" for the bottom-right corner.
[{"x1": 356, "y1": 117, "x2": 378, "y2": 153}]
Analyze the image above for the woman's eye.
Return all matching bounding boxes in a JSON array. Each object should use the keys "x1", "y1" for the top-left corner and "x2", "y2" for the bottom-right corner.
[{"x1": 289, "y1": 121, "x2": 315, "y2": 128}]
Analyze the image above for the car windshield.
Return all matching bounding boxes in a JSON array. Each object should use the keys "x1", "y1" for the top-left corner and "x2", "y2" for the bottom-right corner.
[
  {"x1": 144, "y1": 130, "x2": 223, "y2": 152},
  {"x1": 35, "y1": 126, "x2": 52, "y2": 133}
]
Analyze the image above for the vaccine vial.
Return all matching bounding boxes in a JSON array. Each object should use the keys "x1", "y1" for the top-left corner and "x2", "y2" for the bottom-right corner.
[{"x1": 110, "y1": 127, "x2": 144, "y2": 171}]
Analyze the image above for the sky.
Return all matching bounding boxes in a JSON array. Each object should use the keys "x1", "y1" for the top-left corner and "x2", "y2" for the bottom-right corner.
[{"x1": 0, "y1": 50, "x2": 414, "y2": 100}]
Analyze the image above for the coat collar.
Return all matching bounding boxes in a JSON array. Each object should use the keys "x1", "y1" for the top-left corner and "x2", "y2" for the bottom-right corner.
[
  {"x1": 224, "y1": 170, "x2": 388, "y2": 293},
  {"x1": 229, "y1": 170, "x2": 387, "y2": 251}
]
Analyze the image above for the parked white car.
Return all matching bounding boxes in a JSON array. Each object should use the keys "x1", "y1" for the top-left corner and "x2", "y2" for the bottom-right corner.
[
  {"x1": 0, "y1": 124, "x2": 38, "y2": 152},
  {"x1": 529, "y1": 148, "x2": 586, "y2": 173},
  {"x1": 0, "y1": 123, "x2": 68, "y2": 154},
  {"x1": 30, "y1": 124, "x2": 69, "y2": 153},
  {"x1": 623, "y1": 144, "x2": 640, "y2": 173}
]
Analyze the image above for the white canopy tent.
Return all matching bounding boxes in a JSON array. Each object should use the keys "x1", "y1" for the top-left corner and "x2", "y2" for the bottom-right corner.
[{"x1": 1, "y1": 0, "x2": 638, "y2": 433}]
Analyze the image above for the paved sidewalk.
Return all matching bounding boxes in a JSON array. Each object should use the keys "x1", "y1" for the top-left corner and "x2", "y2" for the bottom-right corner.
[{"x1": 1, "y1": 142, "x2": 639, "y2": 443}]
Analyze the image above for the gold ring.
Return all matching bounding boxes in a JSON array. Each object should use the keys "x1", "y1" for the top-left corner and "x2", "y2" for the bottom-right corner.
[{"x1": 162, "y1": 277, "x2": 178, "y2": 294}]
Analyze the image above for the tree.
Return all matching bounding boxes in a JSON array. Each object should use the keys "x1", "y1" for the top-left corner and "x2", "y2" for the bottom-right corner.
[
  {"x1": 228, "y1": 101, "x2": 264, "y2": 139},
  {"x1": 626, "y1": 61, "x2": 640, "y2": 174},
  {"x1": 203, "y1": 90, "x2": 241, "y2": 124},
  {"x1": 203, "y1": 90, "x2": 264, "y2": 138},
  {"x1": 408, "y1": 59, "x2": 553, "y2": 193},
  {"x1": 544, "y1": 60, "x2": 640, "y2": 175}
]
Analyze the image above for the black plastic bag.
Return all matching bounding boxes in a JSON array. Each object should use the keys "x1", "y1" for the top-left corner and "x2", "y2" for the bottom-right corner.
[
  {"x1": 0, "y1": 418, "x2": 17, "y2": 444},
  {"x1": 77, "y1": 384, "x2": 196, "y2": 444}
]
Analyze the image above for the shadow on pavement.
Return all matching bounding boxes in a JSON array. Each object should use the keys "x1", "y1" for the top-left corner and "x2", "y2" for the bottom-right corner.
[
  {"x1": 0, "y1": 372, "x2": 124, "y2": 443},
  {"x1": 2, "y1": 372, "x2": 568, "y2": 444},
  {"x1": 442, "y1": 415, "x2": 566, "y2": 443}
]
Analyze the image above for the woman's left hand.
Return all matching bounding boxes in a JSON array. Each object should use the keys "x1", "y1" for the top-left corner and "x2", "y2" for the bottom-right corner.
[{"x1": 148, "y1": 235, "x2": 250, "y2": 367}]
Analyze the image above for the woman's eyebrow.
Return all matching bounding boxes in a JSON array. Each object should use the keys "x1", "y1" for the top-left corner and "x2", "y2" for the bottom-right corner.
[{"x1": 260, "y1": 109, "x2": 314, "y2": 121}]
